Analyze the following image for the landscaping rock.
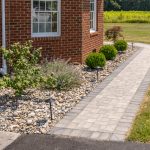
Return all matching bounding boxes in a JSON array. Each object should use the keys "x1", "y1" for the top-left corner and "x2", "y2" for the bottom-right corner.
[{"x1": 0, "y1": 46, "x2": 137, "y2": 134}]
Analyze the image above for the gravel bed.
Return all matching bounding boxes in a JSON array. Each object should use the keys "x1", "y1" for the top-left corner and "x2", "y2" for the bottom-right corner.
[{"x1": 0, "y1": 46, "x2": 137, "y2": 134}]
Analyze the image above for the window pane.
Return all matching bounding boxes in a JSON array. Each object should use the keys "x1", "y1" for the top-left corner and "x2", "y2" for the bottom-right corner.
[
  {"x1": 46, "y1": 1, "x2": 52, "y2": 11},
  {"x1": 45, "y1": 13, "x2": 50, "y2": 22},
  {"x1": 33, "y1": 0, "x2": 39, "y2": 11},
  {"x1": 32, "y1": 12, "x2": 38, "y2": 22},
  {"x1": 90, "y1": 3, "x2": 94, "y2": 11},
  {"x1": 40, "y1": 1, "x2": 45, "y2": 11},
  {"x1": 46, "y1": 13, "x2": 52, "y2": 22},
  {"x1": 52, "y1": 1, "x2": 58, "y2": 11},
  {"x1": 46, "y1": 23, "x2": 51, "y2": 32},
  {"x1": 39, "y1": 13, "x2": 46, "y2": 22},
  {"x1": 90, "y1": 21, "x2": 93, "y2": 28},
  {"x1": 33, "y1": 23, "x2": 38, "y2": 33},
  {"x1": 39, "y1": 23, "x2": 45, "y2": 32},
  {"x1": 52, "y1": 12, "x2": 57, "y2": 22},
  {"x1": 90, "y1": 12, "x2": 93, "y2": 20},
  {"x1": 52, "y1": 23, "x2": 57, "y2": 32}
]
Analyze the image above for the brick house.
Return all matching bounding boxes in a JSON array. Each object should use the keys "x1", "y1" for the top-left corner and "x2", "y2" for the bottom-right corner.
[{"x1": 0, "y1": 0, "x2": 104, "y2": 74}]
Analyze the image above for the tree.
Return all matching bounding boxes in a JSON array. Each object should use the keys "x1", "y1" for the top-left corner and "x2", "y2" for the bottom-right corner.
[
  {"x1": 105, "y1": 0, "x2": 150, "y2": 11},
  {"x1": 105, "y1": 0, "x2": 121, "y2": 10}
]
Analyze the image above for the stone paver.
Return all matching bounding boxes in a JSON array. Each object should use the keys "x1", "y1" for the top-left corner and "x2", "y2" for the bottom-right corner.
[
  {"x1": 0, "y1": 131, "x2": 20, "y2": 150},
  {"x1": 50, "y1": 43, "x2": 150, "y2": 141}
]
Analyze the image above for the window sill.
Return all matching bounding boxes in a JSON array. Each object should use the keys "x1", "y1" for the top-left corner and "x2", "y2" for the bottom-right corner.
[
  {"x1": 31, "y1": 33, "x2": 61, "y2": 38},
  {"x1": 90, "y1": 29, "x2": 96, "y2": 33},
  {"x1": 90, "y1": 31, "x2": 99, "y2": 37}
]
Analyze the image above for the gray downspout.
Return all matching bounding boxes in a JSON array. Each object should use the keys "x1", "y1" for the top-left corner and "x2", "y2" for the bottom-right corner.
[{"x1": 0, "y1": 0, "x2": 7, "y2": 75}]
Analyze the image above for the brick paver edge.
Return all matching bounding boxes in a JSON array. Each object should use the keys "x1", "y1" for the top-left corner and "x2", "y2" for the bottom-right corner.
[{"x1": 112, "y1": 63, "x2": 150, "y2": 141}]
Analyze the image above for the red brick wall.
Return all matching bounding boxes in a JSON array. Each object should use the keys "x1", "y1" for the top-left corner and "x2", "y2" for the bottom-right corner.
[
  {"x1": 82, "y1": 0, "x2": 104, "y2": 62},
  {"x1": 5, "y1": 0, "x2": 83, "y2": 63},
  {"x1": 0, "y1": 0, "x2": 103, "y2": 66},
  {"x1": 0, "y1": 1, "x2": 2, "y2": 67}
]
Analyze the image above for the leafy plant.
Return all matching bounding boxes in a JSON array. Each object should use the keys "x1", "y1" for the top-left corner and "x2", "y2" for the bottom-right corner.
[
  {"x1": 100, "y1": 45, "x2": 118, "y2": 60},
  {"x1": 105, "y1": 26, "x2": 124, "y2": 43},
  {"x1": 0, "y1": 41, "x2": 42, "y2": 96},
  {"x1": 85, "y1": 53, "x2": 106, "y2": 69},
  {"x1": 114, "y1": 40, "x2": 128, "y2": 52},
  {"x1": 40, "y1": 59, "x2": 81, "y2": 90}
]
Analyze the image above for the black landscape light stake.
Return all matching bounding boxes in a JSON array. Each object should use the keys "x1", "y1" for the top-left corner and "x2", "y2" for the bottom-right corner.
[
  {"x1": 96, "y1": 66, "x2": 101, "y2": 81},
  {"x1": 12, "y1": 96, "x2": 19, "y2": 111},
  {"x1": 49, "y1": 98, "x2": 53, "y2": 121}
]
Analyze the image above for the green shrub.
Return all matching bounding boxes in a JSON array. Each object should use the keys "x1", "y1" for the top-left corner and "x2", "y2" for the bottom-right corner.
[
  {"x1": 114, "y1": 40, "x2": 128, "y2": 52},
  {"x1": 85, "y1": 53, "x2": 106, "y2": 69},
  {"x1": 100, "y1": 45, "x2": 118, "y2": 60},
  {"x1": 0, "y1": 77, "x2": 7, "y2": 88},
  {"x1": 0, "y1": 41, "x2": 42, "y2": 96},
  {"x1": 105, "y1": 26, "x2": 124, "y2": 43},
  {"x1": 41, "y1": 59, "x2": 81, "y2": 90},
  {"x1": 41, "y1": 75, "x2": 56, "y2": 89}
]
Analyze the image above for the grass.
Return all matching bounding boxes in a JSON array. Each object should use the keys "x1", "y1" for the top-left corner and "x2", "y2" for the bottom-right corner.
[
  {"x1": 128, "y1": 89, "x2": 150, "y2": 143},
  {"x1": 104, "y1": 11, "x2": 150, "y2": 23},
  {"x1": 105, "y1": 23, "x2": 150, "y2": 44}
]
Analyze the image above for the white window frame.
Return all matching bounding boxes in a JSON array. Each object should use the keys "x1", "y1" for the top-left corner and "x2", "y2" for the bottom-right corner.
[
  {"x1": 31, "y1": 0, "x2": 61, "y2": 37},
  {"x1": 90, "y1": 0, "x2": 97, "y2": 33}
]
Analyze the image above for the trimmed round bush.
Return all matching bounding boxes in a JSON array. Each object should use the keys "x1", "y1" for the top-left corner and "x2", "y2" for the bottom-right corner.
[
  {"x1": 100, "y1": 45, "x2": 117, "y2": 60},
  {"x1": 85, "y1": 53, "x2": 106, "y2": 69},
  {"x1": 114, "y1": 40, "x2": 128, "y2": 52}
]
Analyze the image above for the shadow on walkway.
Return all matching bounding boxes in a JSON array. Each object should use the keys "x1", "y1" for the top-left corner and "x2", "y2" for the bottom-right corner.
[{"x1": 5, "y1": 134, "x2": 150, "y2": 150}]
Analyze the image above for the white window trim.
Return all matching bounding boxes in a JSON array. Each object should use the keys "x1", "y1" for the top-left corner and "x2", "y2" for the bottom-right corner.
[
  {"x1": 31, "y1": 0, "x2": 61, "y2": 37},
  {"x1": 90, "y1": 0, "x2": 97, "y2": 33}
]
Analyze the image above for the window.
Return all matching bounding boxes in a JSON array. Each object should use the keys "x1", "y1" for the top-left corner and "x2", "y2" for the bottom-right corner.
[
  {"x1": 90, "y1": 0, "x2": 97, "y2": 33},
  {"x1": 32, "y1": 0, "x2": 61, "y2": 37}
]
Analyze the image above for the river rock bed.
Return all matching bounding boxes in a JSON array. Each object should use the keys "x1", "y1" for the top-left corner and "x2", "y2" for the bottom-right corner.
[{"x1": 0, "y1": 46, "x2": 137, "y2": 134}]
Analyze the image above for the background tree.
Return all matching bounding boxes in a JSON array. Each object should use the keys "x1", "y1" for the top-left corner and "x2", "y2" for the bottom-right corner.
[{"x1": 105, "y1": 0, "x2": 150, "y2": 11}]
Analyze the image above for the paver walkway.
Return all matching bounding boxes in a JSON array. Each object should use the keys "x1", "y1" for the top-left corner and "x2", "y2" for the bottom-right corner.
[{"x1": 50, "y1": 43, "x2": 150, "y2": 141}]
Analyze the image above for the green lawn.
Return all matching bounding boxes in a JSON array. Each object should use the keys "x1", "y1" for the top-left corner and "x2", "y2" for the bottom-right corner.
[
  {"x1": 128, "y1": 89, "x2": 150, "y2": 143},
  {"x1": 105, "y1": 23, "x2": 150, "y2": 44}
]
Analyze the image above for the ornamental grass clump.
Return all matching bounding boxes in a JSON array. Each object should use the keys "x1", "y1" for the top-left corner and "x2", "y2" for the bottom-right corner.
[
  {"x1": 0, "y1": 41, "x2": 42, "y2": 96},
  {"x1": 114, "y1": 40, "x2": 128, "y2": 52},
  {"x1": 85, "y1": 53, "x2": 106, "y2": 69},
  {"x1": 100, "y1": 45, "x2": 118, "y2": 60},
  {"x1": 41, "y1": 59, "x2": 81, "y2": 90}
]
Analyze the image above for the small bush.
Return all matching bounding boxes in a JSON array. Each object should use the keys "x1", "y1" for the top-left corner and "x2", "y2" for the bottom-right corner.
[
  {"x1": 41, "y1": 59, "x2": 81, "y2": 90},
  {"x1": 100, "y1": 45, "x2": 118, "y2": 60},
  {"x1": 41, "y1": 75, "x2": 56, "y2": 90},
  {"x1": 105, "y1": 26, "x2": 124, "y2": 43},
  {"x1": 114, "y1": 40, "x2": 128, "y2": 52},
  {"x1": 0, "y1": 41, "x2": 42, "y2": 96},
  {"x1": 85, "y1": 53, "x2": 106, "y2": 69},
  {"x1": 0, "y1": 78, "x2": 7, "y2": 88}
]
